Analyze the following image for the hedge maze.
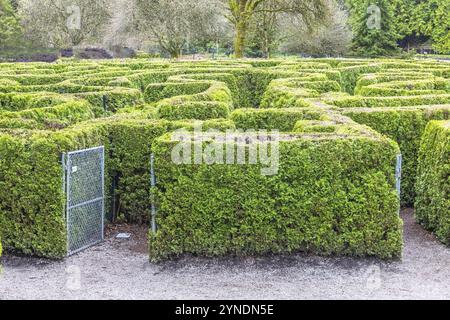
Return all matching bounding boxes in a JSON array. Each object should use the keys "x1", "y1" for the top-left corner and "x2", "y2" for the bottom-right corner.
[{"x1": 0, "y1": 58, "x2": 448, "y2": 260}]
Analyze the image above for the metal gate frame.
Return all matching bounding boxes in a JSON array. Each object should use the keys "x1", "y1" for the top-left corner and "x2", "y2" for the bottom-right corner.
[
  {"x1": 396, "y1": 154, "x2": 403, "y2": 198},
  {"x1": 63, "y1": 146, "x2": 105, "y2": 256}
]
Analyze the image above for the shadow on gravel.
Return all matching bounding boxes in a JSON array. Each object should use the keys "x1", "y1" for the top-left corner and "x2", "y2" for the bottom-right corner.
[
  {"x1": 1, "y1": 209, "x2": 449, "y2": 300},
  {"x1": 1, "y1": 209, "x2": 444, "y2": 270}
]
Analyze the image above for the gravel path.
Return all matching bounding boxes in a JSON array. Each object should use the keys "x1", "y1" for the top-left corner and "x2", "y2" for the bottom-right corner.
[{"x1": 1, "y1": 209, "x2": 449, "y2": 300}]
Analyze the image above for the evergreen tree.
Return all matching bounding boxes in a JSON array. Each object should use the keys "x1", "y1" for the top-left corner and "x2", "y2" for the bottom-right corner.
[
  {"x1": 347, "y1": 0, "x2": 400, "y2": 56},
  {"x1": 0, "y1": 0, "x2": 22, "y2": 49},
  {"x1": 423, "y1": 0, "x2": 450, "y2": 54},
  {"x1": 392, "y1": 0, "x2": 423, "y2": 51}
]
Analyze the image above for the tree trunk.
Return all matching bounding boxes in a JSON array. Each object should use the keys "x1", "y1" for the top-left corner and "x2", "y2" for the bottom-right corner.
[
  {"x1": 234, "y1": 20, "x2": 247, "y2": 58},
  {"x1": 169, "y1": 50, "x2": 180, "y2": 59},
  {"x1": 262, "y1": 35, "x2": 270, "y2": 59}
]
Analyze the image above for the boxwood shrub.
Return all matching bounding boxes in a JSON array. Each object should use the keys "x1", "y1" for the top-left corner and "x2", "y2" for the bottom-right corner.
[
  {"x1": 105, "y1": 119, "x2": 172, "y2": 224},
  {"x1": 157, "y1": 101, "x2": 231, "y2": 121},
  {"x1": 0, "y1": 92, "x2": 73, "y2": 112},
  {"x1": 338, "y1": 64, "x2": 382, "y2": 94},
  {"x1": 145, "y1": 82, "x2": 212, "y2": 103},
  {"x1": 415, "y1": 121, "x2": 450, "y2": 245},
  {"x1": 231, "y1": 108, "x2": 323, "y2": 131},
  {"x1": 327, "y1": 94, "x2": 450, "y2": 109},
  {"x1": 149, "y1": 132, "x2": 403, "y2": 262},
  {"x1": 0, "y1": 101, "x2": 97, "y2": 129},
  {"x1": 0, "y1": 125, "x2": 109, "y2": 258},
  {"x1": 343, "y1": 106, "x2": 450, "y2": 206},
  {"x1": 78, "y1": 117, "x2": 236, "y2": 225}
]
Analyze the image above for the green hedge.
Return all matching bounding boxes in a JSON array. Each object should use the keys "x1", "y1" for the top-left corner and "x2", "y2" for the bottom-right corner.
[
  {"x1": 3, "y1": 57, "x2": 450, "y2": 260},
  {"x1": 107, "y1": 119, "x2": 171, "y2": 224},
  {"x1": 0, "y1": 125, "x2": 109, "y2": 258},
  {"x1": 231, "y1": 69, "x2": 301, "y2": 108},
  {"x1": 260, "y1": 79, "x2": 319, "y2": 109},
  {"x1": 157, "y1": 101, "x2": 231, "y2": 121},
  {"x1": 149, "y1": 132, "x2": 403, "y2": 261},
  {"x1": 170, "y1": 119, "x2": 236, "y2": 132},
  {"x1": 79, "y1": 117, "x2": 236, "y2": 225},
  {"x1": 327, "y1": 94, "x2": 450, "y2": 108},
  {"x1": 0, "y1": 92, "x2": 73, "y2": 112},
  {"x1": 145, "y1": 82, "x2": 211, "y2": 103},
  {"x1": 0, "y1": 79, "x2": 20, "y2": 86},
  {"x1": 415, "y1": 121, "x2": 450, "y2": 245},
  {"x1": 231, "y1": 108, "x2": 323, "y2": 131},
  {"x1": 75, "y1": 88, "x2": 144, "y2": 113},
  {"x1": 356, "y1": 78, "x2": 450, "y2": 97},
  {"x1": 343, "y1": 106, "x2": 450, "y2": 206},
  {"x1": 0, "y1": 101, "x2": 97, "y2": 129},
  {"x1": 294, "y1": 120, "x2": 338, "y2": 133},
  {"x1": 168, "y1": 73, "x2": 240, "y2": 105},
  {"x1": 354, "y1": 73, "x2": 434, "y2": 93},
  {"x1": 338, "y1": 64, "x2": 382, "y2": 94}
]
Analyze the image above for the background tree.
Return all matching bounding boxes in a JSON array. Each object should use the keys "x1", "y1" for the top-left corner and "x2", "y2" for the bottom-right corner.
[
  {"x1": 225, "y1": 0, "x2": 330, "y2": 58},
  {"x1": 109, "y1": 0, "x2": 224, "y2": 58},
  {"x1": 392, "y1": 0, "x2": 422, "y2": 52},
  {"x1": 245, "y1": 0, "x2": 280, "y2": 58},
  {"x1": 0, "y1": 0, "x2": 22, "y2": 49},
  {"x1": 347, "y1": 0, "x2": 400, "y2": 57},
  {"x1": 279, "y1": 0, "x2": 352, "y2": 57},
  {"x1": 18, "y1": 0, "x2": 111, "y2": 48},
  {"x1": 419, "y1": 0, "x2": 450, "y2": 54}
]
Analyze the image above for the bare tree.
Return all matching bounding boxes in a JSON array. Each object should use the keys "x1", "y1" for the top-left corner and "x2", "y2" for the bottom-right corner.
[
  {"x1": 224, "y1": 0, "x2": 331, "y2": 58},
  {"x1": 249, "y1": 0, "x2": 280, "y2": 58},
  {"x1": 279, "y1": 1, "x2": 352, "y2": 56},
  {"x1": 104, "y1": 0, "x2": 144, "y2": 49},
  {"x1": 18, "y1": 0, "x2": 111, "y2": 48},
  {"x1": 109, "y1": 0, "x2": 225, "y2": 58}
]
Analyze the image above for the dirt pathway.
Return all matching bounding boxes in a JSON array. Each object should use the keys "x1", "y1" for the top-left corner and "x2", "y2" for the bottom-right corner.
[{"x1": 1, "y1": 210, "x2": 449, "y2": 300}]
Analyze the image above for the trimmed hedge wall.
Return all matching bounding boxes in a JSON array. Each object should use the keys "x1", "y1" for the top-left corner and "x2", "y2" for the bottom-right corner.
[
  {"x1": 145, "y1": 82, "x2": 212, "y2": 103},
  {"x1": 327, "y1": 94, "x2": 450, "y2": 109},
  {"x1": 1, "y1": 57, "x2": 450, "y2": 260},
  {"x1": 0, "y1": 125, "x2": 109, "y2": 258},
  {"x1": 157, "y1": 101, "x2": 231, "y2": 121},
  {"x1": 356, "y1": 78, "x2": 450, "y2": 97},
  {"x1": 107, "y1": 119, "x2": 171, "y2": 224},
  {"x1": 231, "y1": 108, "x2": 323, "y2": 131},
  {"x1": 343, "y1": 107, "x2": 450, "y2": 206},
  {"x1": 0, "y1": 92, "x2": 73, "y2": 111},
  {"x1": 415, "y1": 121, "x2": 450, "y2": 245},
  {"x1": 339, "y1": 64, "x2": 381, "y2": 94},
  {"x1": 149, "y1": 132, "x2": 403, "y2": 262},
  {"x1": 0, "y1": 101, "x2": 97, "y2": 129},
  {"x1": 74, "y1": 117, "x2": 236, "y2": 226}
]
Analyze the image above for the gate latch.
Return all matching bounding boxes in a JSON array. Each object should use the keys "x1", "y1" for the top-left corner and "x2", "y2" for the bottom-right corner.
[{"x1": 71, "y1": 166, "x2": 78, "y2": 173}]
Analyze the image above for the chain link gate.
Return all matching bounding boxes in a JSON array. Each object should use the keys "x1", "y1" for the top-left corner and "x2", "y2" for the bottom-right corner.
[{"x1": 63, "y1": 146, "x2": 105, "y2": 256}]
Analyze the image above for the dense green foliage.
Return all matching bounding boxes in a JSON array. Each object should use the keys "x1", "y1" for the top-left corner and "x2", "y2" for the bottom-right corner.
[
  {"x1": 0, "y1": 0, "x2": 22, "y2": 49},
  {"x1": 0, "y1": 125, "x2": 108, "y2": 258},
  {"x1": 347, "y1": 0, "x2": 400, "y2": 57},
  {"x1": 231, "y1": 108, "x2": 323, "y2": 131},
  {"x1": 0, "y1": 57, "x2": 448, "y2": 260},
  {"x1": 343, "y1": 107, "x2": 449, "y2": 206},
  {"x1": 150, "y1": 132, "x2": 402, "y2": 261},
  {"x1": 415, "y1": 121, "x2": 450, "y2": 245},
  {"x1": 346, "y1": 0, "x2": 450, "y2": 55},
  {"x1": 393, "y1": 0, "x2": 450, "y2": 54}
]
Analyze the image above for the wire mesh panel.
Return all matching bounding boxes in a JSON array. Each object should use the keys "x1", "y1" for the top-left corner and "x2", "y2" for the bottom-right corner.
[{"x1": 65, "y1": 146, "x2": 105, "y2": 256}]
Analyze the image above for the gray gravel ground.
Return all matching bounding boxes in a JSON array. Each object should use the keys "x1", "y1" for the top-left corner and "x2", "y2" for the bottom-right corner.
[{"x1": 1, "y1": 209, "x2": 450, "y2": 300}]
